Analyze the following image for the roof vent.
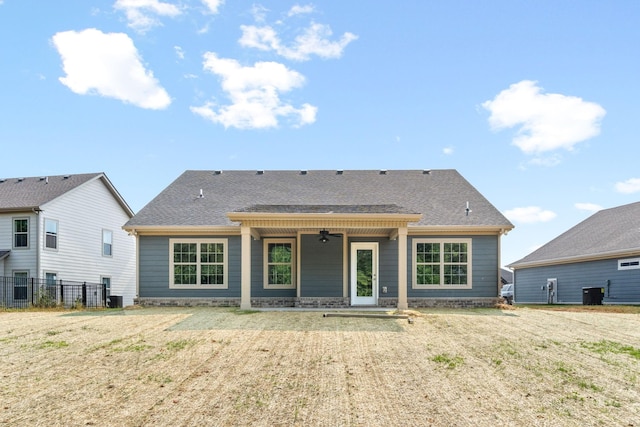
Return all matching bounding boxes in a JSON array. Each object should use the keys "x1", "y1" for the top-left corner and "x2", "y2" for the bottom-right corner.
[
  {"x1": 0, "y1": 179, "x2": 5, "y2": 183},
  {"x1": 423, "y1": 170, "x2": 431, "y2": 175},
  {"x1": 17, "y1": 178, "x2": 24, "y2": 182},
  {"x1": 199, "y1": 189, "x2": 204, "y2": 198},
  {"x1": 213, "y1": 170, "x2": 222, "y2": 175},
  {"x1": 379, "y1": 170, "x2": 387, "y2": 175},
  {"x1": 63, "y1": 175, "x2": 70, "y2": 180},
  {"x1": 256, "y1": 170, "x2": 264, "y2": 175},
  {"x1": 336, "y1": 170, "x2": 343, "y2": 175},
  {"x1": 300, "y1": 170, "x2": 307, "y2": 175}
]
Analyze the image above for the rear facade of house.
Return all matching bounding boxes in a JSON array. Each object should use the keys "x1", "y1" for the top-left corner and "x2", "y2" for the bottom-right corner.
[{"x1": 124, "y1": 170, "x2": 514, "y2": 309}]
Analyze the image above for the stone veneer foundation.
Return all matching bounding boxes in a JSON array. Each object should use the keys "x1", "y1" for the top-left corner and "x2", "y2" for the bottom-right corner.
[{"x1": 135, "y1": 297, "x2": 500, "y2": 309}]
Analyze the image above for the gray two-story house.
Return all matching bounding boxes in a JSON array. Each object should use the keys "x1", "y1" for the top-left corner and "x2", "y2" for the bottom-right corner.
[{"x1": 0, "y1": 173, "x2": 136, "y2": 307}]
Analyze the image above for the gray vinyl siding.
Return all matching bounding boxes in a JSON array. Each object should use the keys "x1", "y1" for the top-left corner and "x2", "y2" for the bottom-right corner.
[
  {"x1": 514, "y1": 258, "x2": 640, "y2": 304},
  {"x1": 138, "y1": 235, "x2": 241, "y2": 298},
  {"x1": 139, "y1": 233, "x2": 502, "y2": 301},
  {"x1": 407, "y1": 235, "x2": 499, "y2": 298},
  {"x1": 0, "y1": 213, "x2": 37, "y2": 276},
  {"x1": 300, "y1": 234, "x2": 342, "y2": 297}
]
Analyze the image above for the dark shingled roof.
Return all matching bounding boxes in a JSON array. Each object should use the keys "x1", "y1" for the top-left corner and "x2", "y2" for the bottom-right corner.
[
  {"x1": 0, "y1": 173, "x2": 133, "y2": 216},
  {"x1": 510, "y1": 201, "x2": 640, "y2": 267},
  {"x1": 126, "y1": 169, "x2": 513, "y2": 229},
  {"x1": 235, "y1": 204, "x2": 417, "y2": 214}
]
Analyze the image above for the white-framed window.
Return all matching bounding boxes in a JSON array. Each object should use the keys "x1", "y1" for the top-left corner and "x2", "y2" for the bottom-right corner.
[
  {"x1": 13, "y1": 218, "x2": 29, "y2": 249},
  {"x1": 13, "y1": 271, "x2": 29, "y2": 300},
  {"x1": 263, "y1": 238, "x2": 296, "y2": 289},
  {"x1": 618, "y1": 258, "x2": 640, "y2": 271},
  {"x1": 102, "y1": 230, "x2": 113, "y2": 257},
  {"x1": 44, "y1": 219, "x2": 58, "y2": 250},
  {"x1": 45, "y1": 272, "x2": 58, "y2": 286},
  {"x1": 101, "y1": 276, "x2": 111, "y2": 296},
  {"x1": 412, "y1": 238, "x2": 472, "y2": 289},
  {"x1": 169, "y1": 238, "x2": 228, "y2": 289}
]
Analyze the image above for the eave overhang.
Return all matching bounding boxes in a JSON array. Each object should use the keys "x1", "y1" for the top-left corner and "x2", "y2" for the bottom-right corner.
[
  {"x1": 0, "y1": 206, "x2": 42, "y2": 214},
  {"x1": 509, "y1": 248, "x2": 640, "y2": 270},
  {"x1": 226, "y1": 211, "x2": 423, "y2": 227}
]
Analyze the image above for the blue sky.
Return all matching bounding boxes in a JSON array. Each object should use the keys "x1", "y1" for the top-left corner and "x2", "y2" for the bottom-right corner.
[{"x1": 1, "y1": 1, "x2": 639, "y2": 266}]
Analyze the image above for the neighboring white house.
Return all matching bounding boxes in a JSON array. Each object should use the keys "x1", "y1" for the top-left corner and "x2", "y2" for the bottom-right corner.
[{"x1": 0, "y1": 173, "x2": 136, "y2": 307}]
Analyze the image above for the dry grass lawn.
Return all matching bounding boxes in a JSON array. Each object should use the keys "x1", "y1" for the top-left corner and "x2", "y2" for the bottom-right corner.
[{"x1": 1, "y1": 305, "x2": 639, "y2": 426}]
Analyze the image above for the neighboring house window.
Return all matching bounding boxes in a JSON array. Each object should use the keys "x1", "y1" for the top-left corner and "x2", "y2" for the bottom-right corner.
[
  {"x1": 102, "y1": 230, "x2": 113, "y2": 257},
  {"x1": 14, "y1": 271, "x2": 28, "y2": 300},
  {"x1": 102, "y1": 277, "x2": 111, "y2": 296},
  {"x1": 45, "y1": 272, "x2": 57, "y2": 285},
  {"x1": 169, "y1": 239, "x2": 228, "y2": 289},
  {"x1": 618, "y1": 258, "x2": 640, "y2": 270},
  {"x1": 44, "y1": 219, "x2": 58, "y2": 250},
  {"x1": 413, "y1": 238, "x2": 472, "y2": 289},
  {"x1": 264, "y1": 239, "x2": 296, "y2": 289},
  {"x1": 13, "y1": 218, "x2": 29, "y2": 248}
]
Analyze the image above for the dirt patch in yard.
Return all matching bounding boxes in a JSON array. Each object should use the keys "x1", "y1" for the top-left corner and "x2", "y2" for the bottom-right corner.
[{"x1": 0, "y1": 306, "x2": 639, "y2": 426}]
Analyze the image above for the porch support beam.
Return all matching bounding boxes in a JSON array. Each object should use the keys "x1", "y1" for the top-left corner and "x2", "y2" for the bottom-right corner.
[
  {"x1": 397, "y1": 227, "x2": 408, "y2": 310},
  {"x1": 240, "y1": 226, "x2": 252, "y2": 310}
]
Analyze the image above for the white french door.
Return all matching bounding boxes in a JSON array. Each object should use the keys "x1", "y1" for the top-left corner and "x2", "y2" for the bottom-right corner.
[{"x1": 350, "y1": 242, "x2": 378, "y2": 306}]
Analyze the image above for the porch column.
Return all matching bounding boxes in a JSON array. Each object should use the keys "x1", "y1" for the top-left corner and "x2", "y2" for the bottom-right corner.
[
  {"x1": 397, "y1": 227, "x2": 408, "y2": 310},
  {"x1": 240, "y1": 226, "x2": 252, "y2": 309}
]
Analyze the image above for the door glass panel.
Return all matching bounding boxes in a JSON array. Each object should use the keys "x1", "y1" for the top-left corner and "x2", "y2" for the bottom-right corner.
[{"x1": 356, "y1": 249, "x2": 373, "y2": 297}]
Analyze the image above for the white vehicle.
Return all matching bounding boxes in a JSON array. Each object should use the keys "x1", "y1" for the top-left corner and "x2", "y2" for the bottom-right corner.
[{"x1": 500, "y1": 284, "x2": 514, "y2": 304}]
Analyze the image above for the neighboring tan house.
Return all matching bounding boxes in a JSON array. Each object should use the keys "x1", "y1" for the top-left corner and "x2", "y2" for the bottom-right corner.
[
  {"x1": 509, "y1": 201, "x2": 640, "y2": 305},
  {"x1": 124, "y1": 169, "x2": 513, "y2": 309},
  {"x1": 0, "y1": 173, "x2": 136, "y2": 307}
]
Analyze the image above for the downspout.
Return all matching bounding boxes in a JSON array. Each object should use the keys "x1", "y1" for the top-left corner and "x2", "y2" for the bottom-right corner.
[{"x1": 34, "y1": 209, "x2": 40, "y2": 279}]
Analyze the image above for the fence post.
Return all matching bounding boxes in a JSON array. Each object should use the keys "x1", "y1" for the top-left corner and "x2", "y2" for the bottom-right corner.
[
  {"x1": 30, "y1": 277, "x2": 35, "y2": 307},
  {"x1": 82, "y1": 282, "x2": 87, "y2": 307},
  {"x1": 102, "y1": 284, "x2": 107, "y2": 308}
]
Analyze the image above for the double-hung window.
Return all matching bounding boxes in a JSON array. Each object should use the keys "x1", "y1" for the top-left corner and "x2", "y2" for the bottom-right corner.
[
  {"x1": 45, "y1": 219, "x2": 58, "y2": 250},
  {"x1": 102, "y1": 230, "x2": 113, "y2": 256},
  {"x1": 413, "y1": 238, "x2": 472, "y2": 289},
  {"x1": 13, "y1": 218, "x2": 29, "y2": 248},
  {"x1": 169, "y1": 239, "x2": 228, "y2": 289},
  {"x1": 264, "y1": 239, "x2": 296, "y2": 289}
]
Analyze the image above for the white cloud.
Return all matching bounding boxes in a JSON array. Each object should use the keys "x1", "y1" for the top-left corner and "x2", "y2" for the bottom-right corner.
[
  {"x1": 52, "y1": 28, "x2": 171, "y2": 110},
  {"x1": 575, "y1": 203, "x2": 602, "y2": 212},
  {"x1": 201, "y1": 0, "x2": 223, "y2": 14},
  {"x1": 190, "y1": 52, "x2": 317, "y2": 129},
  {"x1": 288, "y1": 4, "x2": 315, "y2": 17},
  {"x1": 114, "y1": 0, "x2": 182, "y2": 33},
  {"x1": 615, "y1": 177, "x2": 640, "y2": 194},
  {"x1": 174, "y1": 45, "x2": 185, "y2": 60},
  {"x1": 482, "y1": 80, "x2": 606, "y2": 154},
  {"x1": 239, "y1": 22, "x2": 357, "y2": 61},
  {"x1": 504, "y1": 206, "x2": 557, "y2": 224},
  {"x1": 442, "y1": 146, "x2": 454, "y2": 155},
  {"x1": 250, "y1": 4, "x2": 269, "y2": 23}
]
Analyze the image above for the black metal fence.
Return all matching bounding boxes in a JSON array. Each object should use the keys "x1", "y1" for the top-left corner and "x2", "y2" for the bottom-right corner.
[{"x1": 0, "y1": 277, "x2": 108, "y2": 309}]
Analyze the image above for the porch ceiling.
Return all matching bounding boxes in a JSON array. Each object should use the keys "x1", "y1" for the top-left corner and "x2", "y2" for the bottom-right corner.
[{"x1": 253, "y1": 226, "x2": 398, "y2": 238}]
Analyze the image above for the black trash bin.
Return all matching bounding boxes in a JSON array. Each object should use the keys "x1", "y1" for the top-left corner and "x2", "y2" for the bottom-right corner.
[
  {"x1": 107, "y1": 295, "x2": 123, "y2": 308},
  {"x1": 582, "y1": 287, "x2": 603, "y2": 305}
]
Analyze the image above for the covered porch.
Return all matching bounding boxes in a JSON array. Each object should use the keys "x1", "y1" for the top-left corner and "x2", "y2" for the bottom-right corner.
[{"x1": 227, "y1": 205, "x2": 422, "y2": 310}]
